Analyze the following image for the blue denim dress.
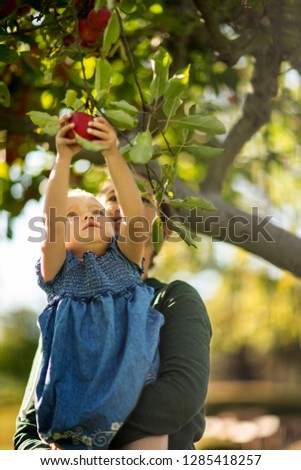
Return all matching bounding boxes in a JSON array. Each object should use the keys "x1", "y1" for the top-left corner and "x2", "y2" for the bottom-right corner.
[{"x1": 35, "y1": 239, "x2": 164, "y2": 450}]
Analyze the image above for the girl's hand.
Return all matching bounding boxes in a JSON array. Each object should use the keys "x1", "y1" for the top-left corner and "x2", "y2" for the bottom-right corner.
[
  {"x1": 87, "y1": 116, "x2": 119, "y2": 158},
  {"x1": 56, "y1": 113, "x2": 82, "y2": 160}
]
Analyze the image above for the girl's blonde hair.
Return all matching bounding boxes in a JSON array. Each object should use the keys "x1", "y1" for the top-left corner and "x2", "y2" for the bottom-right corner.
[{"x1": 68, "y1": 188, "x2": 98, "y2": 200}]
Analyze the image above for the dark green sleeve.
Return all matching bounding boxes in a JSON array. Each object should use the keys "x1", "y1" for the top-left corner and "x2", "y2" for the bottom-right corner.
[
  {"x1": 110, "y1": 280, "x2": 212, "y2": 448},
  {"x1": 14, "y1": 339, "x2": 50, "y2": 450}
]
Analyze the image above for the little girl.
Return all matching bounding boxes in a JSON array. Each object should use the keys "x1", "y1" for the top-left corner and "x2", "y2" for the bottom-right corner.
[{"x1": 35, "y1": 114, "x2": 166, "y2": 450}]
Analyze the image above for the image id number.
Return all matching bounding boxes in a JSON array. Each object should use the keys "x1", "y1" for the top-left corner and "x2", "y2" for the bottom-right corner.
[{"x1": 183, "y1": 454, "x2": 262, "y2": 466}]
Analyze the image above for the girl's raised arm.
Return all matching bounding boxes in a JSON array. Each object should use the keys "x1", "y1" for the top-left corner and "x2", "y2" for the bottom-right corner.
[
  {"x1": 41, "y1": 115, "x2": 80, "y2": 282},
  {"x1": 87, "y1": 117, "x2": 145, "y2": 266}
]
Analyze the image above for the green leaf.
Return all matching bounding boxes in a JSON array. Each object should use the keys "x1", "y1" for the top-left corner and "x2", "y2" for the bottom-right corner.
[
  {"x1": 152, "y1": 216, "x2": 164, "y2": 253},
  {"x1": 178, "y1": 144, "x2": 224, "y2": 160},
  {"x1": 152, "y1": 144, "x2": 163, "y2": 158},
  {"x1": 110, "y1": 100, "x2": 138, "y2": 116},
  {"x1": 106, "y1": 0, "x2": 115, "y2": 11},
  {"x1": 0, "y1": 45, "x2": 18, "y2": 64},
  {"x1": 172, "y1": 114, "x2": 226, "y2": 135},
  {"x1": 42, "y1": 125, "x2": 61, "y2": 136},
  {"x1": 95, "y1": 89, "x2": 108, "y2": 108},
  {"x1": 163, "y1": 97, "x2": 182, "y2": 120},
  {"x1": 121, "y1": 142, "x2": 160, "y2": 162},
  {"x1": 162, "y1": 162, "x2": 177, "y2": 191},
  {"x1": 75, "y1": 133, "x2": 109, "y2": 153},
  {"x1": 169, "y1": 220, "x2": 197, "y2": 248},
  {"x1": 72, "y1": 99, "x2": 86, "y2": 112},
  {"x1": 119, "y1": 143, "x2": 131, "y2": 156},
  {"x1": 150, "y1": 47, "x2": 171, "y2": 101},
  {"x1": 27, "y1": 111, "x2": 60, "y2": 136},
  {"x1": 154, "y1": 182, "x2": 164, "y2": 204},
  {"x1": 0, "y1": 81, "x2": 10, "y2": 107},
  {"x1": 169, "y1": 196, "x2": 216, "y2": 212},
  {"x1": 143, "y1": 89, "x2": 154, "y2": 105},
  {"x1": 119, "y1": 0, "x2": 137, "y2": 13},
  {"x1": 103, "y1": 13, "x2": 120, "y2": 53},
  {"x1": 165, "y1": 65, "x2": 190, "y2": 100},
  {"x1": 105, "y1": 109, "x2": 137, "y2": 130},
  {"x1": 95, "y1": 58, "x2": 112, "y2": 93},
  {"x1": 62, "y1": 90, "x2": 77, "y2": 108},
  {"x1": 94, "y1": 0, "x2": 106, "y2": 9},
  {"x1": 129, "y1": 130, "x2": 153, "y2": 163}
]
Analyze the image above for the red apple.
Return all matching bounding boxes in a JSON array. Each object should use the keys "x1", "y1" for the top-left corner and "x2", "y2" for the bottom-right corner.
[
  {"x1": 87, "y1": 7, "x2": 112, "y2": 31},
  {"x1": 78, "y1": 18, "x2": 101, "y2": 45},
  {"x1": 67, "y1": 112, "x2": 94, "y2": 141}
]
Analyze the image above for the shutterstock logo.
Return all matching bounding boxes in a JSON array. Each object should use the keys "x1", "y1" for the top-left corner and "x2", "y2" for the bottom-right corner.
[{"x1": 27, "y1": 207, "x2": 275, "y2": 245}]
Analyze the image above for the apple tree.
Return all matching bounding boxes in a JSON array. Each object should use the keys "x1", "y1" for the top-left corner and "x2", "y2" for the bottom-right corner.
[{"x1": 1, "y1": 0, "x2": 301, "y2": 277}]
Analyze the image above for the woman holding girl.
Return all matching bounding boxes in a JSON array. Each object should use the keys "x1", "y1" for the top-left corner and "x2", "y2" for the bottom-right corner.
[{"x1": 14, "y1": 115, "x2": 212, "y2": 450}]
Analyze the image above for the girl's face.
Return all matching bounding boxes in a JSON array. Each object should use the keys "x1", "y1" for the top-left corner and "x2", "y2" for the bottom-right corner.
[{"x1": 65, "y1": 195, "x2": 114, "y2": 254}]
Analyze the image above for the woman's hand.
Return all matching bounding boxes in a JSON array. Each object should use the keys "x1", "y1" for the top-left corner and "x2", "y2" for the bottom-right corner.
[
  {"x1": 56, "y1": 113, "x2": 82, "y2": 160},
  {"x1": 50, "y1": 443, "x2": 62, "y2": 450}
]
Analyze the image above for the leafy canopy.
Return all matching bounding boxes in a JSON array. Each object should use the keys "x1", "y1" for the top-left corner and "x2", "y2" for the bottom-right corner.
[{"x1": 0, "y1": 0, "x2": 225, "y2": 244}]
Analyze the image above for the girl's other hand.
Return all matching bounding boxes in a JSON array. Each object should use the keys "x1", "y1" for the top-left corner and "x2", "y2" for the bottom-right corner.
[{"x1": 87, "y1": 116, "x2": 119, "y2": 158}]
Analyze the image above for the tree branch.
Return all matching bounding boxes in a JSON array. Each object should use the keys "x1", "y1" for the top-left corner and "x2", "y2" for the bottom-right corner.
[
  {"x1": 201, "y1": 46, "x2": 282, "y2": 193},
  {"x1": 131, "y1": 162, "x2": 301, "y2": 278},
  {"x1": 192, "y1": 0, "x2": 245, "y2": 65},
  {"x1": 174, "y1": 178, "x2": 301, "y2": 278}
]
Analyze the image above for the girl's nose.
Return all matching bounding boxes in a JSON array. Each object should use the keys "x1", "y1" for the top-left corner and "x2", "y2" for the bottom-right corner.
[{"x1": 84, "y1": 213, "x2": 94, "y2": 220}]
